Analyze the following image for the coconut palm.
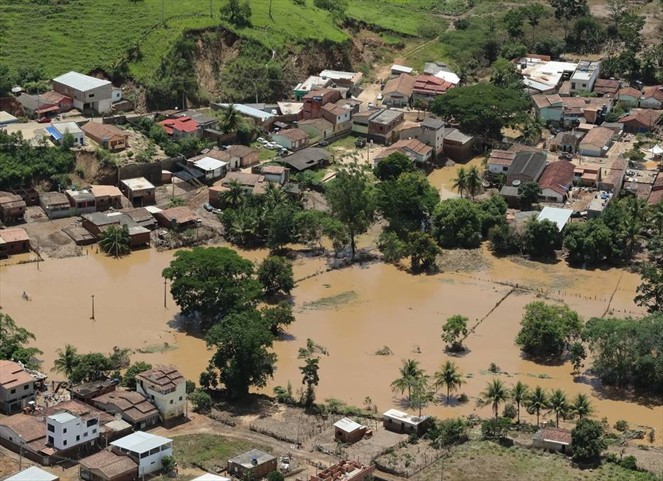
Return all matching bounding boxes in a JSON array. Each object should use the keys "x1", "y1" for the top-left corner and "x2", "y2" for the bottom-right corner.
[
  {"x1": 218, "y1": 104, "x2": 241, "y2": 133},
  {"x1": 434, "y1": 360, "x2": 464, "y2": 404},
  {"x1": 99, "y1": 224, "x2": 131, "y2": 258},
  {"x1": 521, "y1": 119, "x2": 543, "y2": 146},
  {"x1": 452, "y1": 167, "x2": 468, "y2": 198},
  {"x1": 621, "y1": 216, "x2": 642, "y2": 259},
  {"x1": 624, "y1": 196, "x2": 647, "y2": 223},
  {"x1": 222, "y1": 179, "x2": 245, "y2": 209},
  {"x1": 52, "y1": 344, "x2": 79, "y2": 380},
  {"x1": 465, "y1": 166, "x2": 482, "y2": 200},
  {"x1": 479, "y1": 379, "x2": 510, "y2": 419},
  {"x1": 569, "y1": 393, "x2": 593, "y2": 420},
  {"x1": 511, "y1": 381, "x2": 530, "y2": 424},
  {"x1": 526, "y1": 385, "x2": 549, "y2": 426},
  {"x1": 649, "y1": 202, "x2": 663, "y2": 235},
  {"x1": 547, "y1": 388, "x2": 568, "y2": 428},
  {"x1": 263, "y1": 181, "x2": 286, "y2": 211},
  {"x1": 391, "y1": 359, "x2": 424, "y2": 403}
]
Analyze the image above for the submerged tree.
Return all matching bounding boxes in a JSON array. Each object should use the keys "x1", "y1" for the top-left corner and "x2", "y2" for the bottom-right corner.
[
  {"x1": 434, "y1": 360, "x2": 464, "y2": 404},
  {"x1": 99, "y1": 224, "x2": 131, "y2": 258},
  {"x1": 391, "y1": 359, "x2": 424, "y2": 403},
  {"x1": 479, "y1": 379, "x2": 510, "y2": 419}
]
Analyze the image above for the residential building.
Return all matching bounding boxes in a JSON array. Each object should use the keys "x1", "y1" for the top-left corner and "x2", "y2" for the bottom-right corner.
[
  {"x1": 89, "y1": 185, "x2": 123, "y2": 211},
  {"x1": 532, "y1": 94, "x2": 563, "y2": 124},
  {"x1": 0, "y1": 193, "x2": 26, "y2": 223},
  {"x1": 382, "y1": 409, "x2": 431, "y2": 436},
  {"x1": 0, "y1": 414, "x2": 47, "y2": 462},
  {"x1": 383, "y1": 74, "x2": 415, "y2": 107},
  {"x1": 412, "y1": 75, "x2": 453, "y2": 105},
  {"x1": 189, "y1": 156, "x2": 229, "y2": 181},
  {"x1": 279, "y1": 148, "x2": 330, "y2": 172},
  {"x1": 120, "y1": 178, "x2": 156, "y2": 207},
  {"x1": 516, "y1": 56, "x2": 577, "y2": 93},
  {"x1": 560, "y1": 97, "x2": 613, "y2": 126},
  {"x1": 532, "y1": 427, "x2": 572, "y2": 454},
  {"x1": 0, "y1": 228, "x2": 31, "y2": 257},
  {"x1": 65, "y1": 189, "x2": 96, "y2": 214},
  {"x1": 549, "y1": 131, "x2": 584, "y2": 154},
  {"x1": 158, "y1": 116, "x2": 200, "y2": 140},
  {"x1": 570, "y1": 60, "x2": 601, "y2": 93},
  {"x1": 578, "y1": 126, "x2": 614, "y2": 157},
  {"x1": 176, "y1": 110, "x2": 217, "y2": 130},
  {"x1": 260, "y1": 165, "x2": 289, "y2": 185},
  {"x1": 69, "y1": 381, "x2": 118, "y2": 403},
  {"x1": 39, "y1": 192, "x2": 72, "y2": 219},
  {"x1": 302, "y1": 89, "x2": 342, "y2": 120},
  {"x1": 368, "y1": 109, "x2": 404, "y2": 145},
  {"x1": 110, "y1": 431, "x2": 173, "y2": 477},
  {"x1": 374, "y1": 138, "x2": 433, "y2": 166},
  {"x1": 212, "y1": 173, "x2": 269, "y2": 200},
  {"x1": 538, "y1": 161, "x2": 575, "y2": 203},
  {"x1": 319, "y1": 70, "x2": 363, "y2": 92},
  {"x1": 617, "y1": 87, "x2": 641, "y2": 108},
  {"x1": 506, "y1": 151, "x2": 547, "y2": 186},
  {"x1": 213, "y1": 103, "x2": 276, "y2": 127},
  {"x1": 0, "y1": 111, "x2": 18, "y2": 126},
  {"x1": 17, "y1": 91, "x2": 73, "y2": 118},
  {"x1": 311, "y1": 460, "x2": 374, "y2": 481},
  {"x1": 487, "y1": 150, "x2": 516, "y2": 174},
  {"x1": 334, "y1": 418, "x2": 367, "y2": 444},
  {"x1": 640, "y1": 85, "x2": 663, "y2": 109},
  {"x1": 619, "y1": 109, "x2": 662, "y2": 134},
  {"x1": 81, "y1": 123, "x2": 129, "y2": 152},
  {"x1": 79, "y1": 449, "x2": 138, "y2": 481},
  {"x1": 321, "y1": 103, "x2": 352, "y2": 134},
  {"x1": 46, "y1": 411, "x2": 99, "y2": 451},
  {"x1": 0, "y1": 360, "x2": 35, "y2": 414},
  {"x1": 52, "y1": 72, "x2": 112, "y2": 114},
  {"x1": 226, "y1": 145, "x2": 260, "y2": 168},
  {"x1": 441, "y1": 128, "x2": 475, "y2": 163},
  {"x1": 419, "y1": 117, "x2": 445, "y2": 156},
  {"x1": 47, "y1": 122, "x2": 85, "y2": 146},
  {"x1": 135, "y1": 366, "x2": 186, "y2": 422},
  {"x1": 391, "y1": 64, "x2": 413, "y2": 76},
  {"x1": 6, "y1": 467, "x2": 59, "y2": 481},
  {"x1": 297, "y1": 118, "x2": 334, "y2": 142},
  {"x1": 272, "y1": 128, "x2": 310, "y2": 151},
  {"x1": 351, "y1": 111, "x2": 373, "y2": 137},
  {"x1": 227, "y1": 449, "x2": 277, "y2": 479},
  {"x1": 648, "y1": 174, "x2": 663, "y2": 205},
  {"x1": 92, "y1": 391, "x2": 159, "y2": 429},
  {"x1": 125, "y1": 208, "x2": 158, "y2": 230},
  {"x1": 293, "y1": 76, "x2": 332, "y2": 101},
  {"x1": 574, "y1": 166, "x2": 601, "y2": 188},
  {"x1": 81, "y1": 212, "x2": 151, "y2": 247},
  {"x1": 592, "y1": 78, "x2": 620, "y2": 97},
  {"x1": 154, "y1": 207, "x2": 199, "y2": 231}
]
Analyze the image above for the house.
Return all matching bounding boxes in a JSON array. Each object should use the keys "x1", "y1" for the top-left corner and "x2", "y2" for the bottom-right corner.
[
  {"x1": 419, "y1": 117, "x2": 445, "y2": 156},
  {"x1": 391, "y1": 64, "x2": 413, "y2": 76},
  {"x1": 125, "y1": 208, "x2": 158, "y2": 230},
  {"x1": 65, "y1": 189, "x2": 96, "y2": 214},
  {"x1": 319, "y1": 69, "x2": 363, "y2": 92},
  {"x1": 648, "y1": 174, "x2": 663, "y2": 205},
  {"x1": 0, "y1": 111, "x2": 19, "y2": 126},
  {"x1": 158, "y1": 116, "x2": 200, "y2": 140},
  {"x1": 592, "y1": 78, "x2": 620, "y2": 97},
  {"x1": 217, "y1": 172, "x2": 267, "y2": 196},
  {"x1": 640, "y1": 85, "x2": 663, "y2": 109},
  {"x1": 190, "y1": 156, "x2": 229, "y2": 181},
  {"x1": 0, "y1": 414, "x2": 47, "y2": 463},
  {"x1": 272, "y1": 128, "x2": 310, "y2": 151},
  {"x1": 412, "y1": 75, "x2": 454, "y2": 105},
  {"x1": 176, "y1": 110, "x2": 217, "y2": 130},
  {"x1": 549, "y1": 131, "x2": 584, "y2": 153},
  {"x1": 574, "y1": 166, "x2": 601, "y2": 188},
  {"x1": 6, "y1": 466, "x2": 59, "y2": 481},
  {"x1": 16, "y1": 91, "x2": 73, "y2": 118},
  {"x1": 92, "y1": 391, "x2": 159, "y2": 429},
  {"x1": 226, "y1": 144, "x2": 260, "y2": 168},
  {"x1": 516, "y1": 56, "x2": 577, "y2": 93},
  {"x1": 0, "y1": 360, "x2": 35, "y2": 414},
  {"x1": 532, "y1": 427, "x2": 572, "y2": 454},
  {"x1": 334, "y1": 418, "x2": 367, "y2": 444},
  {"x1": 0, "y1": 228, "x2": 31, "y2": 256},
  {"x1": 302, "y1": 89, "x2": 342, "y2": 120},
  {"x1": 135, "y1": 366, "x2": 186, "y2": 422},
  {"x1": 79, "y1": 449, "x2": 138, "y2": 481},
  {"x1": 69, "y1": 380, "x2": 118, "y2": 403},
  {"x1": 617, "y1": 87, "x2": 641, "y2": 108},
  {"x1": 154, "y1": 207, "x2": 200, "y2": 231},
  {"x1": 383, "y1": 409, "x2": 432, "y2": 436},
  {"x1": 279, "y1": 148, "x2": 330, "y2": 172},
  {"x1": 368, "y1": 109, "x2": 404, "y2": 145},
  {"x1": 311, "y1": 460, "x2": 374, "y2": 481},
  {"x1": 560, "y1": 97, "x2": 613, "y2": 126},
  {"x1": 321, "y1": 103, "x2": 352, "y2": 134},
  {"x1": 227, "y1": 449, "x2": 277, "y2": 479},
  {"x1": 120, "y1": 178, "x2": 155, "y2": 207},
  {"x1": 213, "y1": 103, "x2": 276, "y2": 127},
  {"x1": 297, "y1": 118, "x2": 334, "y2": 142},
  {"x1": 0, "y1": 193, "x2": 26, "y2": 223},
  {"x1": 532, "y1": 94, "x2": 563, "y2": 124},
  {"x1": 260, "y1": 165, "x2": 289, "y2": 185},
  {"x1": 487, "y1": 150, "x2": 516, "y2": 174},
  {"x1": 619, "y1": 109, "x2": 662, "y2": 134},
  {"x1": 441, "y1": 128, "x2": 475, "y2": 163},
  {"x1": 46, "y1": 411, "x2": 99, "y2": 451},
  {"x1": 90, "y1": 185, "x2": 124, "y2": 211},
  {"x1": 110, "y1": 431, "x2": 173, "y2": 477},
  {"x1": 383, "y1": 74, "x2": 415, "y2": 107},
  {"x1": 506, "y1": 151, "x2": 547, "y2": 186},
  {"x1": 293, "y1": 76, "x2": 332, "y2": 101},
  {"x1": 47, "y1": 122, "x2": 85, "y2": 146},
  {"x1": 538, "y1": 161, "x2": 575, "y2": 203},
  {"x1": 39, "y1": 192, "x2": 72, "y2": 219},
  {"x1": 536, "y1": 207, "x2": 573, "y2": 231},
  {"x1": 570, "y1": 60, "x2": 601, "y2": 93},
  {"x1": 578, "y1": 126, "x2": 614, "y2": 157},
  {"x1": 374, "y1": 138, "x2": 433, "y2": 166},
  {"x1": 81, "y1": 212, "x2": 151, "y2": 247},
  {"x1": 81, "y1": 123, "x2": 129, "y2": 152},
  {"x1": 52, "y1": 71, "x2": 112, "y2": 114}
]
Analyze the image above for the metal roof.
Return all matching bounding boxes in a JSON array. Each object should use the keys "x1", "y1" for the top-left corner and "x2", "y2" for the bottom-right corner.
[
  {"x1": 5, "y1": 466, "x2": 59, "y2": 481},
  {"x1": 121, "y1": 177, "x2": 154, "y2": 191},
  {"x1": 334, "y1": 417, "x2": 363, "y2": 433},
  {"x1": 46, "y1": 126, "x2": 62, "y2": 141},
  {"x1": 192, "y1": 475, "x2": 232, "y2": 481},
  {"x1": 53, "y1": 71, "x2": 111, "y2": 91},
  {"x1": 52, "y1": 121, "x2": 82, "y2": 134},
  {"x1": 215, "y1": 103, "x2": 274, "y2": 121},
  {"x1": 48, "y1": 412, "x2": 77, "y2": 423},
  {"x1": 536, "y1": 207, "x2": 573, "y2": 231},
  {"x1": 194, "y1": 156, "x2": 228, "y2": 172},
  {"x1": 111, "y1": 431, "x2": 172, "y2": 454}
]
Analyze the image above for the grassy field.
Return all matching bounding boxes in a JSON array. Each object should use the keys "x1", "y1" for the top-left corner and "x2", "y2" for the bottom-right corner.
[
  {"x1": 173, "y1": 433, "x2": 268, "y2": 472},
  {"x1": 414, "y1": 441, "x2": 659, "y2": 481}
]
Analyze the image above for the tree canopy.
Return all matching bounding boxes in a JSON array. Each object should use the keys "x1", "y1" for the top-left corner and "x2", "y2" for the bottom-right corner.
[
  {"x1": 0, "y1": 314, "x2": 42, "y2": 369},
  {"x1": 432, "y1": 198, "x2": 483, "y2": 249},
  {"x1": 374, "y1": 152, "x2": 415, "y2": 181},
  {"x1": 572, "y1": 418, "x2": 606, "y2": 464},
  {"x1": 257, "y1": 256, "x2": 295, "y2": 297},
  {"x1": 515, "y1": 301, "x2": 583, "y2": 360}
]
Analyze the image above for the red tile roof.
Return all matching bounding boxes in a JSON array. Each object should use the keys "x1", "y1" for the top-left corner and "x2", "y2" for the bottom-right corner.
[
  {"x1": 580, "y1": 126, "x2": 613, "y2": 148},
  {"x1": 0, "y1": 360, "x2": 33, "y2": 390},
  {"x1": 537, "y1": 427, "x2": 572, "y2": 445},
  {"x1": 593, "y1": 78, "x2": 620, "y2": 96},
  {"x1": 158, "y1": 116, "x2": 199, "y2": 134},
  {"x1": 412, "y1": 75, "x2": 454, "y2": 96},
  {"x1": 618, "y1": 87, "x2": 641, "y2": 98},
  {"x1": 276, "y1": 128, "x2": 308, "y2": 142},
  {"x1": 619, "y1": 109, "x2": 662, "y2": 129},
  {"x1": 538, "y1": 161, "x2": 575, "y2": 196},
  {"x1": 642, "y1": 85, "x2": 663, "y2": 102},
  {"x1": 488, "y1": 150, "x2": 516, "y2": 166}
]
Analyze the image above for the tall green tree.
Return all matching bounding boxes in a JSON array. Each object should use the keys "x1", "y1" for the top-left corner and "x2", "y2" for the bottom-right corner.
[
  {"x1": 408, "y1": 231, "x2": 440, "y2": 273},
  {"x1": 522, "y1": 219, "x2": 562, "y2": 259},
  {"x1": 563, "y1": 220, "x2": 614, "y2": 265},
  {"x1": 432, "y1": 198, "x2": 483, "y2": 249},
  {"x1": 479, "y1": 379, "x2": 510, "y2": 419},
  {"x1": 434, "y1": 360, "x2": 464, "y2": 404},
  {"x1": 517, "y1": 182, "x2": 541, "y2": 210},
  {"x1": 260, "y1": 302, "x2": 295, "y2": 335},
  {"x1": 569, "y1": 393, "x2": 593, "y2": 420},
  {"x1": 0, "y1": 314, "x2": 42, "y2": 369},
  {"x1": 99, "y1": 225, "x2": 131, "y2": 258},
  {"x1": 218, "y1": 104, "x2": 241, "y2": 133},
  {"x1": 391, "y1": 359, "x2": 424, "y2": 403},
  {"x1": 300, "y1": 356, "x2": 320, "y2": 409},
  {"x1": 69, "y1": 353, "x2": 113, "y2": 384},
  {"x1": 441, "y1": 315, "x2": 469, "y2": 352},
  {"x1": 52, "y1": 344, "x2": 79, "y2": 380},
  {"x1": 122, "y1": 361, "x2": 152, "y2": 390},
  {"x1": 526, "y1": 386, "x2": 549, "y2": 426},
  {"x1": 220, "y1": 0, "x2": 252, "y2": 27},
  {"x1": 222, "y1": 179, "x2": 245, "y2": 209},
  {"x1": 636, "y1": 265, "x2": 663, "y2": 313},
  {"x1": 490, "y1": 58, "x2": 524, "y2": 89},
  {"x1": 465, "y1": 166, "x2": 482, "y2": 200},
  {"x1": 572, "y1": 419, "x2": 606, "y2": 464},
  {"x1": 547, "y1": 388, "x2": 568, "y2": 427},
  {"x1": 257, "y1": 256, "x2": 294, "y2": 297},
  {"x1": 549, "y1": 0, "x2": 589, "y2": 37},
  {"x1": 452, "y1": 167, "x2": 468, "y2": 198},
  {"x1": 511, "y1": 381, "x2": 530, "y2": 424},
  {"x1": 515, "y1": 301, "x2": 583, "y2": 360},
  {"x1": 324, "y1": 163, "x2": 375, "y2": 260},
  {"x1": 374, "y1": 152, "x2": 415, "y2": 181}
]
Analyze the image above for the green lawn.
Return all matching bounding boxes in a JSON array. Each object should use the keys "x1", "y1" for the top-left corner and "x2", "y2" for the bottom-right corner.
[{"x1": 173, "y1": 433, "x2": 269, "y2": 472}]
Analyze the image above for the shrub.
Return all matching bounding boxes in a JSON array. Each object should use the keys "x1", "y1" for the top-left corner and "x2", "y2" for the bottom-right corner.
[
  {"x1": 161, "y1": 455, "x2": 176, "y2": 473},
  {"x1": 428, "y1": 418, "x2": 468, "y2": 447},
  {"x1": 189, "y1": 389, "x2": 212, "y2": 413},
  {"x1": 619, "y1": 455, "x2": 638, "y2": 471},
  {"x1": 613, "y1": 419, "x2": 629, "y2": 432}
]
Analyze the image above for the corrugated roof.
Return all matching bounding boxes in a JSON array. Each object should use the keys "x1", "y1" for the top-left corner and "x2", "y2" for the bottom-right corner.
[
  {"x1": 536, "y1": 206, "x2": 573, "y2": 231},
  {"x1": 111, "y1": 431, "x2": 172, "y2": 454},
  {"x1": 5, "y1": 466, "x2": 59, "y2": 481},
  {"x1": 216, "y1": 103, "x2": 275, "y2": 121},
  {"x1": 194, "y1": 156, "x2": 228, "y2": 172},
  {"x1": 80, "y1": 449, "x2": 137, "y2": 478},
  {"x1": 48, "y1": 412, "x2": 77, "y2": 424},
  {"x1": 334, "y1": 417, "x2": 363, "y2": 433},
  {"x1": 0, "y1": 360, "x2": 33, "y2": 389},
  {"x1": 229, "y1": 449, "x2": 275, "y2": 468},
  {"x1": 53, "y1": 71, "x2": 111, "y2": 91},
  {"x1": 384, "y1": 74, "x2": 415, "y2": 97},
  {"x1": 121, "y1": 177, "x2": 154, "y2": 191}
]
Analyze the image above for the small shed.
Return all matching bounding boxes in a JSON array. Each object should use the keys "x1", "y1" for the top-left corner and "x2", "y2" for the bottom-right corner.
[
  {"x1": 383, "y1": 409, "x2": 431, "y2": 436},
  {"x1": 532, "y1": 427, "x2": 572, "y2": 454},
  {"x1": 391, "y1": 64, "x2": 413, "y2": 76},
  {"x1": 79, "y1": 449, "x2": 138, "y2": 481},
  {"x1": 5, "y1": 466, "x2": 59, "y2": 481},
  {"x1": 227, "y1": 449, "x2": 277, "y2": 479},
  {"x1": 334, "y1": 418, "x2": 367, "y2": 444}
]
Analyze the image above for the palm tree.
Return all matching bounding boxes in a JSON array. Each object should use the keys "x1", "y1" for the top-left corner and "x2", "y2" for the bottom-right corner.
[
  {"x1": 511, "y1": 381, "x2": 530, "y2": 424},
  {"x1": 479, "y1": 379, "x2": 509, "y2": 419},
  {"x1": 465, "y1": 166, "x2": 482, "y2": 200},
  {"x1": 99, "y1": 224, "x2": 131, "y2": 258},
  {"x1": 521, "y1": 119, "x2": 543, "y2": 146},
  {"x1": 222, "y1": 179, "x2": 245, "y2": 209},
  {"x1": 452, "y1": 167, "x2": 467, "y2": 198},
  {"x1": 526, "y1": 386, "x2": 549, "y2": 426},
  {"x1": 391, "y1": 359, "x2": 424, "y2": 402},
  {"x1": 621, "y1": 216, "x2": 642, "y2": 259},
  {"x1": 649, "y1": 202, "x2": 663, "y2": 235},
  {"x1": 547, "y1": 389, "x2": 568, "y2": 428},
  {"x1": 229, "y1": 209, "x2": 260, "y2": 246},
  {"x1": 218, "y1": 104, "x2": 241, "y2": 133},
  {"x1": 263, "y1": 181, "x2": 286, "y2": 211},
  {"x1": 569, "y1": 393, "x2": 593, "y2": 420},
  {"x1": 52, "y1": 344, "x2": 79, "y2": 380},
  {"x1": 624, "y1": 196, "x2": 647, "y2": 223},
  {"x1": 434, "y1": 360, "x2": 464, "y2": 404}
]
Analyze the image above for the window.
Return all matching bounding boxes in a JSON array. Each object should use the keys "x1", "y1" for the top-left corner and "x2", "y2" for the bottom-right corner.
[
  {"x1": 48, "y1": 436, "x2": 54, "y2": 445},
  {"x1": 10, "y1": 389, "x2": 15, "y2": 394},
  {"x1": 24, "y1": 385, "x2": 29, "y2": 390},
  {"x1": 170, "y1": 400, "x2": 173, "y2": 404},
  {"x1": 47, "y1": 424, "x2": 55, "y2": 432},
  {"x1": 89, "y1": 93, "x2": 95, "y2": 98},
  {"x1": 84, "y1": 432, "x2": 88, "y2": 437},
  {"x1": 86, "y1": 419, "x2": 97, "y2": 427},
  {"x1": 92, "y1": 429, "x2": 97, "y2": 434},
  {"x1": 76, "y1": 435, "x2": 80, "y2": 442},
  {"x1": 63, "y1": 440, "x2": 68, "y2": 446},
  {"x1": 63, "y1": 428, "x2": 67, "y2": 434},
  {"x1": 179, "y1": 396, "x2": 183, "y2": 401}
]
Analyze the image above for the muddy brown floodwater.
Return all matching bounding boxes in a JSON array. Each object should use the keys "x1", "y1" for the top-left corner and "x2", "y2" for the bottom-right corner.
[{"x1": 1, "y1": 234, "x2": 661, "y2": 444}]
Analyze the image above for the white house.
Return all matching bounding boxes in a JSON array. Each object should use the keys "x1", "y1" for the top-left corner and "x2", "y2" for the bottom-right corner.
[
  {"x1": 5, "y1": 466, "x2": 59, "y2": 481},
  {"x1": 110, "y1": 431, "x2": 173, "y2": 476},
  {"x1": 569, "y1": 61, "x2": 600, "y2": 94},
  {"x1": 382, "y1": 409, "x2": 431, "y2": 436},
  {"x1": 0, "y1": 360, "x2": 35, "y2": 415},
  {"x1": 193, "y1": 156, "x2": 228, "y2": 181},
  {"x1": 46, "y1": 411, "x2": 99, "y2": 450},
  {"x1": 52, "y1": 71, "x2": 113, "y2": 114},
  {"x1": 135, "y1": 366, "x2": 186, "y2": 422},
  {"x1": 47, "y1": 122, "x2": 85, "y2": 146}
]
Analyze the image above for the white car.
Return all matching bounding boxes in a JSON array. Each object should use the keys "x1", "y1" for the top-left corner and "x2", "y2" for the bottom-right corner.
[
  {"x1": 257, "y1": 137, "x2": 267, "y2": 144},
  {"x1": 267, "y1": 142, "x2": 279, "y2": 150},
  {"x1": 377, "y1": 93, "x2": 383, "y2": 100}
]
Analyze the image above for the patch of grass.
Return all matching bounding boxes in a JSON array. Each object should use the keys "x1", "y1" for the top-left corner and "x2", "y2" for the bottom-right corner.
[
  {"x1": 173, "y1": 434, "x2": 267, "y2": 472},
  {"x1": 136, "y1": 342, "x2": 177, "y2": 354},
  {"x1": 302, "y1": 290, "x2": 358, "y2": 310}
]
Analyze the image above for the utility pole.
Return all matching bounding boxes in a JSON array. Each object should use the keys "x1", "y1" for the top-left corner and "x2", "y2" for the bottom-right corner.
[
  {"x1": 163, "y1": 279, "x2": 167, "y2": 309},
  {"x1": 90, "y1": 295, "x2": 95, "y2": 320}
]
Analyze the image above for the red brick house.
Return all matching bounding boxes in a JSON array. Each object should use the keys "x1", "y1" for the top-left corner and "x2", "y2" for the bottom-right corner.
[{"x1": 302, "y1": 89, "x2": 342, "y2": 120}]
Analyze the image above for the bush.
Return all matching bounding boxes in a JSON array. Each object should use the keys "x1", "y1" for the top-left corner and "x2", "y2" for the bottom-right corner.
[
  {"x1": 619, "y1": 455, "x2": 638, "y2": 471},
  {"x1": 428, "y1": 418, "x2": 468, "y2": 447},
  {"x1": 503, "y1": 402, "x2": 517, "y2": 419},
  {"x1": 515, "y1": 302, "x2": 583, "y2": 360},
  {"x1": 481, "y1": 417, "x2": 511, "y2": 439},
  {"x1": 454, "y1": 18, "x2": 470, "y2": 30},
  {"x1": 614, "y1": 419, "x2": 629, "y2": 432},
  {"x1": 161, "y1": 455, "x2": 176, "y2": 474},
  {"x1": 189, "y1": 389, "x2": 213, "y2": 413},
  {"x1": 267, "y1": 472, "x2": 285, "y2": 481},
  {"x1": 186, "y1": 380, "x2": 196, "y2": 394}
]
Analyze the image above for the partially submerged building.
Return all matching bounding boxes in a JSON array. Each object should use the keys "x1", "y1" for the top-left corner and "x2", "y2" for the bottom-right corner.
[{"x1": 382, "y1": 409, "x2": 432, "y2": 436}]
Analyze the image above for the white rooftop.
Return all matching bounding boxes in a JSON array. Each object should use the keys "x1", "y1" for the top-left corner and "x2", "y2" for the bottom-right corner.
[
  {"x1": 144, "y1": 205, "x2": 163, "y2": 214},
  {"x1": 105, "y1": 418, "x2": 132, "y2": 432},
  {"x1": 0, "y1": 111, "x2": 18, "y2": 124},
  {"x1": 536, "y1": 206, "x2": 573, "y2": 231},
  {"x1": 53, "y1": 71, "x2": 111, "y2": 92},
  {"x1": 194, "y1": 156, "x2": 228, "y2": 172},
  {"x1": 391, "y1": 64, "x2": 413, "y2": 74},
  {"x1": 518, "y1": 59, "x2": 578, "y2": 91},
  {"x1": 319, "y1": 69, "x2": 357, "y2": 80},
  {"x1": 294, "y1": 75, "x2": 329, "y2": 92},
  {"x1": 111, "y1": 431, "x2": 172, "y2": 454},
  {"x1": 216, "y1": 103, "x2": 275, "y2": 121},
  {"x1": 5, "y1": 466, "x2": 59, "y2": 481},
  {"x1": 48, "y1": 412, "x2": 77, "y2": 423},
  {"x1": 383, "y1": 408, "x2": 428, "y2": 425},
  {"x1": 52, "y1": 121, "x2": 83, "y2": 134},
  {"x1": 192, "y1": 475, "x2": 232, "y2": 481},
  {"x1": 434, "y1": 70, "x2": 460, "y2": 85},
  {"x1": 121, "y1": 177, "x2": 155, "y2": 190},
  {"x1": 334, "y1": 417, "x2": 363, "y2": 432}
]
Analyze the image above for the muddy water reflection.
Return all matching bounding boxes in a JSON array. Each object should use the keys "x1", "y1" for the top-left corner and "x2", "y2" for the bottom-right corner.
[{"x1": 1, "y1": 243, "x2": 660, "y2": 439}]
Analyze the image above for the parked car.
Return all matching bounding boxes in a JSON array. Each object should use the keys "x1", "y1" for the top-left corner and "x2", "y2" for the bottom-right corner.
[
  {"x1": 257, "y1": 137, "x2": 267, "y2": 144},
  {"x1": 318, "y1": 140, "x2": 329, "y2": 147},
  {"x1": 203, "y1": 203, "x2": 214, "y2": 212},
  {"x1": 559, "y1": 152, "x2": 573, "y2": 160},
  {"x1": 37, "y1": 117, "x2": 51, "y2": 124},
  {"x1": 266, "y1": 142, "x2": 279, "y2": 150},
  {"x1": 355, "y1": 138, "x2": 367, "y2": 148}
]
